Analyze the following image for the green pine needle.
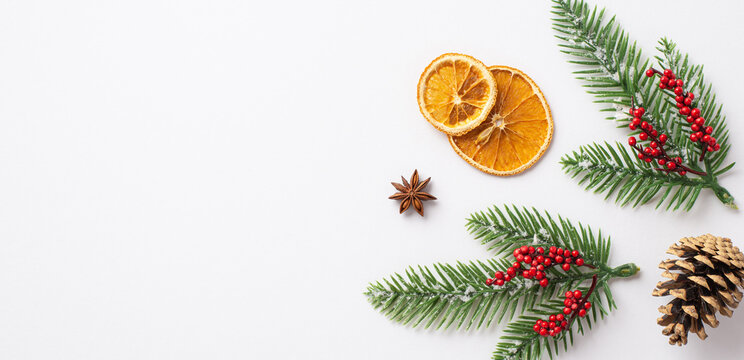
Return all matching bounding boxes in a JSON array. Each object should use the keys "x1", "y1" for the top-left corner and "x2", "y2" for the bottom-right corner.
[{"x1": 552, "y1": 0, "x2": 735, "y2": 210}]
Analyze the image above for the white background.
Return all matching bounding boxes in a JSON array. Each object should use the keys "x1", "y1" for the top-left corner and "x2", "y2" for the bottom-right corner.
[{"x1": 0, "y1": 0, "x2": 743, "y2": 359}]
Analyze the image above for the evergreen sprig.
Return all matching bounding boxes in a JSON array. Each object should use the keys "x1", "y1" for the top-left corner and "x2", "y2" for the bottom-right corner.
[
  {"x1": 552, "y1": 0, "x2": 735, "y2": 210},
  {"x1": 365, "y1": 205, "x2": 638, "y2": 360}
]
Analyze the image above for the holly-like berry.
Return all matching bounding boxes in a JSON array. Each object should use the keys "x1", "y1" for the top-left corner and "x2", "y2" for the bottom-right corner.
[
  {"x1": 628, "y1": 137, "x2": 637, "y2": 146},
  {"x1": 645, "y1": 69, "x2": 654, "y2": 77}
]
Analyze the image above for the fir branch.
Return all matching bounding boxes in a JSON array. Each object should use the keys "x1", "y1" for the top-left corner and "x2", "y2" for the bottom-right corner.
[
  {"x1": 560, "y1": 142, "x2": 709, "y2": 211},
  {"x1": 365, "y1": 205, "x2": 638, "y2": 360},
  {"x1": 465, "y1": 205, "x2": 610, "y2": 267},
  {"x1": 365, "y1": 258, "x2": 605, "y2": 330},
  {"x1": 552, "y1": 0, "x2": 736, "y2": 210}
]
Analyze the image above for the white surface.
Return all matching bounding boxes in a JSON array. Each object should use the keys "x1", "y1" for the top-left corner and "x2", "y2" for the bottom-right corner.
[{"x1": 0, "y1": 0, "x2": 743, "y2": 359}]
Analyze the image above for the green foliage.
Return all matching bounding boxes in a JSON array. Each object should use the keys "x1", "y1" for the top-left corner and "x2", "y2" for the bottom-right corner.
[
  {"x1": 552, "y1": 0, "x2": 735, "y2": 210},
  {"x1": 365, "y1": 205, "x2": 638, "y2": 360},
  {"x1": 561, "y1": 142, "x2": 709, "y2": 211}
]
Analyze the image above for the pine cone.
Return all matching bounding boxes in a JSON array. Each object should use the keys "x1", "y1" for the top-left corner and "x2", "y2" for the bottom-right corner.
[{"x1": 652, "y1": 234, "x2": 744, "y2": 345}]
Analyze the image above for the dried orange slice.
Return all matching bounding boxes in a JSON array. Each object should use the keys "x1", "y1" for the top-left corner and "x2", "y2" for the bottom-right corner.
[
  {"x1": 449, "y1": 65, "x2": 553, "y2": 176},
  {"x1": 417, "y1": 53, "x2": 497, "y2": 135}
]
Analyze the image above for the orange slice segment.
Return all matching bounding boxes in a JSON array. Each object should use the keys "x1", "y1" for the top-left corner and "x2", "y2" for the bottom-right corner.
[
  {"x1": 417, "y1": 53, "x2": 497, "y2": 135},
  {"x1": 449, "y1": 65, "x2": 553, "y2": 176}
]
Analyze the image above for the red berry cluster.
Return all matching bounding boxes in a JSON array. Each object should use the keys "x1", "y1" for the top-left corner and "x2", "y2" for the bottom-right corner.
[
  {"x1": 625, "y1": 106, "x2": 690, "y2": 176},
  {"x1": 532, "y1": 290, "x2": 592, "y2": 337},
  {"x1": 645, "y1": 67, "x2": 720, "y2": 159},
  {"x1": 485, "y1": 245, "x2": 586, "y2": 288}
]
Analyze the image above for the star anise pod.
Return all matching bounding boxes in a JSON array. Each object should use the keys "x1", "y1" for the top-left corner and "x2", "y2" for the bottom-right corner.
[{"x1": 389, "y1": 169, "x2": 436, "y2": 216}]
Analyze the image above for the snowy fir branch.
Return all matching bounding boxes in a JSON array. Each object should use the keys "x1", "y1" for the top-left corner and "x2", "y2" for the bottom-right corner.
[
  {"x1": 365, "y1": 205, "x2": 638, "y2": 360},
  {"x1": 552, "y1": 0, "x2": 735, "y2": 210}
]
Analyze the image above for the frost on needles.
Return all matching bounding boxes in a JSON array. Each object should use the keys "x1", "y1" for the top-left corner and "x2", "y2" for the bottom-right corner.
[
  {"x1": 552, "y1": 0, "x2": 735, "y2": 211},
  {"x1": 365, "y1": 205, "x2": 638, "y2": 360}
]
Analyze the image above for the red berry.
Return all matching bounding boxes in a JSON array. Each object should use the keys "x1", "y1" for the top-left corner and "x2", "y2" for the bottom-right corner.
[
  {"x1": 714, "y1": 144, "x2": 720, "y2": 151},
  {"x1": 696, "y1": 131, "x2": 704, "y2": 139},
  {"x1": 645, "y1": 157, "x2": 652, "y2": 163},
  {"x1": 565, "y1": 291, "x2": 574, "y2": 298},
  {"x1": 513, "y1": 262, "x2": 520, "y2": 268},
  {"x1": 540, "y1": 328, "x2": 548, "y2": 336},
  {"x1": 564, "y1": 298, "x2": 572, "y2": 306},
  {"x1": 536, "y1": 271, "x2": 545, "y2": 280},
  {"x1": 556, "y1": 314, "x2": 564, "y2": 321},
  {"x1": 688, "y1": 93, "x2": 694, "y2": 100},
  {"x1": 578, "y1": 309, "x2": 587, "y2": 317},
  {"x1": 694, "y1": 117, "x2": 705, "y2": 126},
  {"x1": 522, "y1": 270, "x2": 531, "y2": 278},
  {"x1": 516, "y1": 254, "x2": 524, "y2": 262},
  {"x1": 520, "y1": 245, "x2": 528, "y2": 254},
  {"x1": 658, "y1": 159, "x2": 666, "y2": 165},
  {"x1": 634, "y1": 108, "x2": 645, "y2": 117},
  {"x1": 549, "y1": 315, "x2": 556, "y2": 322},
  {"x1": 534, "y1": 324, "x2": 540, "y2": 332},
  {"x1": 691, "y1": 108, "x2": 701, "y2": 118},
  {"x1": 660, "y1": 75, "x2": 669, "y2": 84},
  {"x1": 675, "y1": 157, "x2": 682, "y2": 163},
  {"x1": 537, "y1": 247, "x2": 545, "y2": 254},
  {"x1": 565, "y1": 257, "x2": 572, "y2": 264},
  {"x1": 707, "y1": 145, "x2": 714, "y2": 152},
  {"x1": 536, "y1": 264, "x2": 545, "y2": 271},
  {"x1": 702, "y1": 135, "x2": 711, "y2": 143},
  {"x1": 705, "y1": 126, "x2": 713, "y2": 134},
  {"x1": 637, "y1": 153, "x2": 645, "y2": 159},
  {"x1": 667, "y1": 162, "x2": 677, "y2": 170},
  {"x1": 528, "y1": 246, "x2": 535, "y2": 254},
  {"x1": 549, "y1": 246, "x2": 557, "y2": 253},
  {"x1": 513, "y1": 248, "x2": 521, "y2": 257},
  {"x1": 486, "y1": 278, "x2": 493, "y2": 285},
  {"x1": 663, "y1": 69, "x2": 673, "y2": 78},
  {"x1": 659, "y1": 83, "x2": 666, "y2": 89},
  {"x1": 679, "y1": 170, "x2": 687, "y2": 176},
  {"x1": 628, "y1": 137, "x2": 637, "y2": 146},
  {"x1": 674, "y1": 87, "x2": 683, "y2": 95},
  {"x1": 495, "y1": 279, "x2": 504, "y2": 286},
  {"x1": 691, "y1": 124, "x2": 700, "y2": 132},
  {"x1": 684, "y1": 97, "x2": 692, "y2": 106},
  {"x1": 584, "y1": 301, "x2": 592, "y2": 309},
  {"x1": 495, "y1": 271, "x2": 504, "y2": 279},
  {"x1": 575, "y1": 258, "x2": 585, "y2": 266},
  {"x1": 645, "y1": 69, "x2": 654, "y2": 77},
  {"x1": 561, "y1": 321, "x2": 568, "y2": 328},
  {"x1": 643, "y1": 147, "x2": 651, "y2": 154},
  {"x1": 640, "y1": 121, "x2": 649, "y2": 129},
  {"x1": 571, "y1": 303, "x2": 578, "y2": 310},
  {"x1": 555, "y1": 255, "x2": 564, "y2": 263},
  {"x1": 676, "y1": 79, "x2": 684, "y2": 87},
  {"x1": 659, "y1": 134, "x2": 668, "y2": 143},
  {"x1": 563, "y1": 307, "x2": 572, "y2": 315},
  {"x1": 675, "y1": 95, "x2": 684, "y2": 103},
  {"x1": 535, "y1": 256, "x2": 544, "y2": 263},
  {"x1": 529, "y1": 268, "x2": 537, "y2": 277},
  {"x1": 680, "y1": 107, "x2": 690, "y2": 115},
  {"x1": 571, "y1": 250, "x2": 579, "y2": 258},
  {"x1": 557, "y1": 248, "x2": 564, "y2": 255},
  {"x1": 562, "y1": 263, "x2": 571, "y2": 271},
  {"x1": 524, "y1": 255, "x2": 532, "y2": 264},
  {"x1": 543, "y1": 258, "x2": 552, "y2": 266},
  {"x1": 651, "y1": 130, "x2": 658, "y2": 137},
  {"x1": 650, "y1": 141, "x2": 658, "y2": 149},
  {"x1": 573, "y1": 290, "x2": 582, "y2": 298},
  {"x1": 507, "y1": 268, "x2": 516, "y2": 277},
  {"x1": 639, "y1": 132, "x2": 648, "y2": 141},
  {"x1": 631, "y1": 117, "x2": 641, "y2": 126}
]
